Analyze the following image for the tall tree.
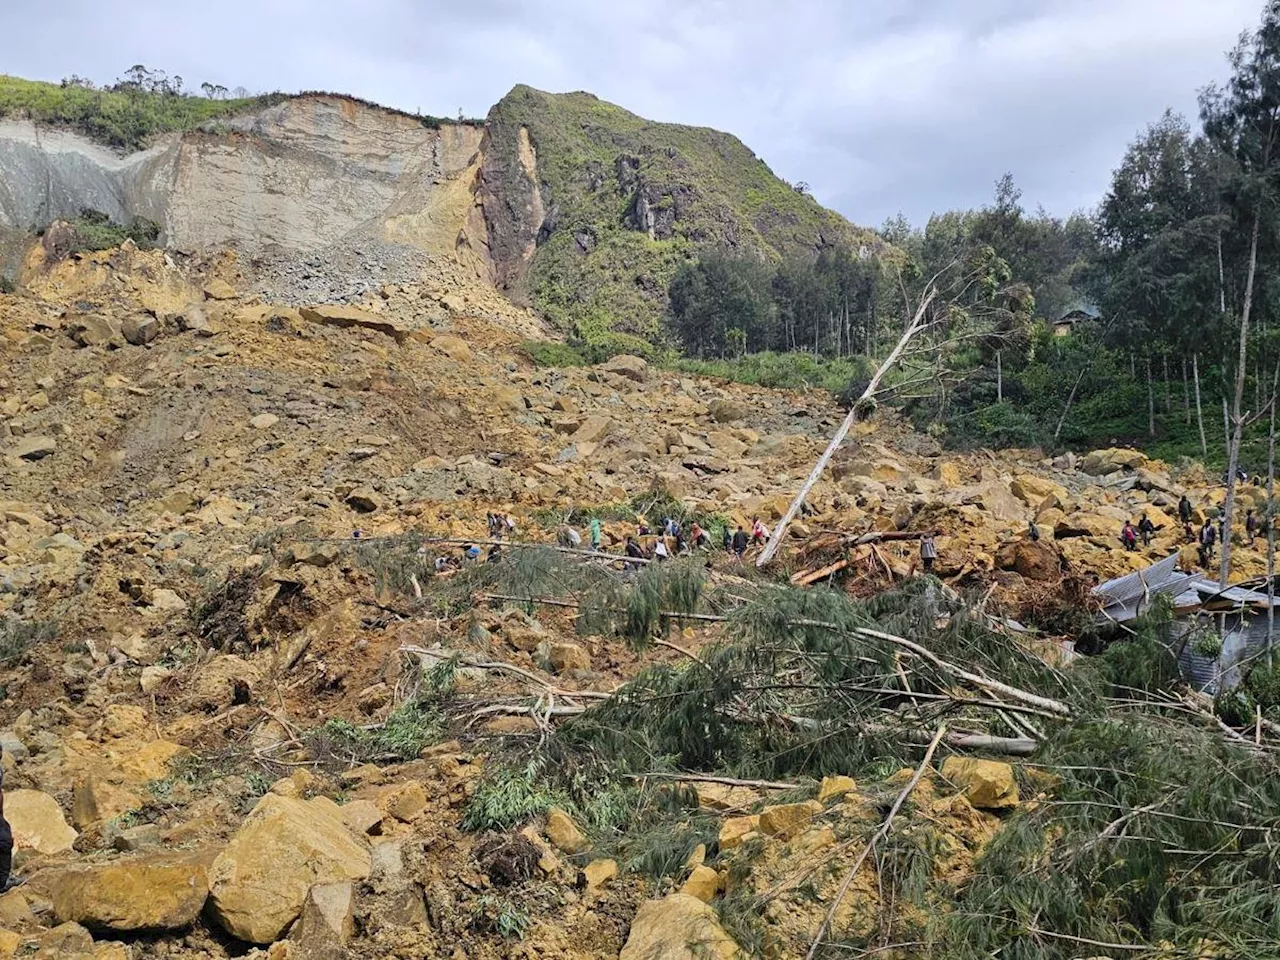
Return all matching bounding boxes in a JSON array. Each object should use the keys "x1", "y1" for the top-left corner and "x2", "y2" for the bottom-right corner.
[{"x1": 1201, "y1": 0, "x2": 1280, "y2": 583}]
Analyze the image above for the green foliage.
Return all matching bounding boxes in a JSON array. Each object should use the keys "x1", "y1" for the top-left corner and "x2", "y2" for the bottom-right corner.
[
  {"x1": 1244, "y1": 660, "x2": 1280, "y2": 713},
  {"x1": 666, "y1": 350, "x2": 868, "y2": 395},
  {"x1": 65, "y1": 208, "x2": 160, "y2": 252},
  {"x1": 469, "y1": 894, "x2": 532, "y2": 940},
  {"x1": 487, "y1": 85, "x2": 876, "y2": 342},
  {"x1": 1097, "y1": 597, "x2": 1181, "y2": 693},
  {"x1": 463, "y1": 766, "x2": 560, "y2": 832},
  {"x1": 306, "y1": 698, "x2": 444, "y2": 766},
  {"x1": 668, "y1": 250, "x2": 777, "y2": 357},
  {"x1": 0, "y1": 276, "x2": 14, "y2": 295},
  {"x1": 0, "y1": 615, "x2": 57, "y2": 662},
  {"x1": 0, "y1": 73, "x2": 282, "y2": 151},
  {"x1": 518, "y1": 340, "x2": 587, "y2": 367},
  {"x1": 578, "y1": 557, "x2": 707, "y2": 648}
]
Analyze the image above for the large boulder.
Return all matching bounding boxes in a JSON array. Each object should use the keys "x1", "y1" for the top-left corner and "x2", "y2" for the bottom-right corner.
[
  {"x1": 620, "y1": 894, "x2": 740, "y2": 960},
  {"x1": 287, "y1": 882, "x2": 354, "y2": 960},
  {"x1": 602, "y1": 355, "x2": 648, "y2": 382},
  {"x1": 940, "y1": 757, "x2": 1019, "y2": 809},
  {"x1": 207, "y1": 794, "x2": 371, "y2": 944},
  {"x1": 121, "y1": 315, "x2": 160, "y2": 346},
  {"x1": 707, "y1": 399, "x2": 747, "y2": 423},
  {"x1": 5, "y1": 789, "x2": 77, "y2": 855},
  {"x1": 41, "y1": 852, "x2": 211, "y2": 932},
  {"x1": 1009, "y1": 474, "x2": 1067, "y2": 507},
  {"x1": 995, "y1": 540, "x2": 1063, "y2": 581},
  {"x1": 956, "y1": 480, "x2": 1025, "y2": 523},
  {"x1": 1081, "y1": 447, "x2": 1147, "y2": 477},
  {"x1": 299, "y1": 305, "x2": 409, "y2": 343}
]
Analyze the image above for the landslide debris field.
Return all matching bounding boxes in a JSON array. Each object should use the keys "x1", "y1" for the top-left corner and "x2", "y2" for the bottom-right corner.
[{"x1": 2, "y1": 242, "x2": 1280, "y2": 960}]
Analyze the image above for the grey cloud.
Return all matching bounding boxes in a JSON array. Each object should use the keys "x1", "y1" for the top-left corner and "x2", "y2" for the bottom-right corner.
[{"x1": 0, "y1": 0, "x2": 1264, "y2": 225}]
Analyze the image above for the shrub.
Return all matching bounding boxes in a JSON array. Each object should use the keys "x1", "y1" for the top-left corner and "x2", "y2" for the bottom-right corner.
[
  {"x1": 0, "y1": 615, "x2": 57, "y2": 663},
  {"x1": 0, "y1": 276, "x2": 14, "y2": 294},
  {"x1": 519, "y1": 341, "x2": 586, "y2": 367},
  {"x1": 305, "y1": 699, "x2": 443, "y2": 766},
  {"x1": 463, "y1": 767, "x2": 560, "y2": 832}
]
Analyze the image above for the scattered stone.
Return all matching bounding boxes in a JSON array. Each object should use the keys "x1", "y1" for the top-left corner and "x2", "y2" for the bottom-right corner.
[
  {"x1": 380, "y1": 781, "x2": 427, "y2": 823},
  {"x1": 680, "y1": 865, "x2": 721, "y2": 903},
  {"x1": 11, "y1": 436, "x2": 55, "y2": 461},
  {"x1": 583, "y1": 858, "x2": 618, "y2": 892},
  {"x1": 548, "y1": 641, "x2": 591, "y2": 673},
  {"x1": 619, "y1": 894, "x2": 740, "y2": 960},
  {"x1": 717, "y1": 815, "x2": 759, "y2": 851},
  {"x1": 287, "y1": 542, "x2": 342, "y2": 567},
  {"x1": 345, "y1": 488, "x2": 380, "y2": 513},
  {"x1": 432, "y1": 335, "x2": 472, "y2": 361},
  {"x1": 6, "y1": 789, "x2": 77, "y2": 855},
  {"x1": 573, "y1": 416, "x2": 613, "y2": 444},
  {"x1": 545, "y1": 807, "x2": 588, "y2": 855},
  {"x1": 207, "y1": 794, "x2": 371, "y2": 944},
  {"x1": 940, "y1": 757, "x2": 1019, "y2": 810},
  {"x1": 707, "y1": 399, "x2": 747, "y2": 423},
  {"x1": 71, "y1": 776, "x2": 141, "y2": 829},
  {"x1": 249, "y1": 413, "x2": 279, "y2": 430},
  {"x1": 203, "y1": 279, "x2": 238, "y2": 300},
  {"x1": 287, "y1": 882, "x2": 354, "y2": 960},
  {"x1": 758, "y1": 800, "x2": 823, "y2": 840},
  {"x1": 66, "y1": 315, "x2": 119, "y2": 347},
  {"x1": 601, "y1": 354, "x2": 648, "y2": 383},
  {"x1": 121, "y1": 315, "x2": 160, "y2": 346},
  {"x1": 149, "y1": 589, "x2": 188, "y2": 614},
  {"x1": 816, "y1": 775, "x2": 857, "y2": 804},
  {"x1": 41, "y1": 851, "x2": 211, "y2": 932}
]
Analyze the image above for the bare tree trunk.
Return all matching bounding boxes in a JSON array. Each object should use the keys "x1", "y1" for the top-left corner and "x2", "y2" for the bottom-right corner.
[
  {"x1": 996, "y1": 350, "x2": 1003, "y2": 404},
  {"x1": 1163, "y1": 353, "x2": 1172, "y2": 414},
  {"x1": 1268, "y1": 365, "x2": 1278, "y2": 664},
  {"x1": 1194, "y1": 353, "x2": 1208, "y2": 457},
  {"x1": 758, "y1": 289, "x2": 938, "y2": 567},
  {"x1": 1147, "y1": 358, "x2": 1156, "y2": 438},
  {"x1": 1183, "y1": 356, "x2": 1192, "y2": 424},
  {"x1": 1220, "y1": 211, "x2": 1263, "y2": 586},
  {"x1": 1055, "y1": 368, "x2": 1087, "y2": 443}
]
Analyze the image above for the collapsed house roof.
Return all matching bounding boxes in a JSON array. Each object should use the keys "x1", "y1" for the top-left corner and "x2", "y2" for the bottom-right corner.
[{"x1": 1091, "y1": 553, "x2": 1280, "y2": 623}]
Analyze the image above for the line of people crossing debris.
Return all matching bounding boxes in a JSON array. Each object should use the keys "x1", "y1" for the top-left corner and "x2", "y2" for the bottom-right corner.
[{"x1": 1116, "y1": 492, "x2": 1273, "y2": 569}]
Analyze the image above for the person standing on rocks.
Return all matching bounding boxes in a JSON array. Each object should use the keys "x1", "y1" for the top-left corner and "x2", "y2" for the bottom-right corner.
[
  {"x1": 690, "y1": 522, "x2": 709, "y2": 550},
  {"x1": 624, "y1": 536, "x2": 647, "y2": 571},
  {"x1": 920, "y1": 533, "x2": 938, "y2": 573},
  {"x1": 1247, "y1": 509, "x2": 1258, "y2": 546},
  {"x1": 1121, "y1": 521, "x2": 1138, "y2": 551},
  {"x1": 732, "y1": 525, "x2": 749, "y2": 561},
  {"x1": 1199, "y1": 519, "x2": 1217, "y2": 567},
  {"x1": 1138, "y1": 513, "x2": 1156, "y2": 547},
  {"x1": 589, "y1": 517, "x2": 602, "y2": 552},
  {"x1": 750, "y1": 517, "x2": 770, "y2": 546},
  {"x1": 1179, "y1": 495, "x2": 1193, "y2": 525}
]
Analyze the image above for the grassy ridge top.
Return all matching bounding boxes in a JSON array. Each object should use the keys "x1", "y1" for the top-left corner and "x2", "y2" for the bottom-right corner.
[
  {"x1": 489, "y1": 85, "x2": 875, "y2": 350},
  {"x1": 0, "y1": 75, "x2": 282, "y2": 151}
]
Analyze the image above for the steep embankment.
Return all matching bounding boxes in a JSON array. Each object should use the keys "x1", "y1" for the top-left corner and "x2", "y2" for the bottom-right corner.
[
  {"x1": 1, "y1": 78, "x2": 878, "y2": 347},
  {"x1": 0, "y1": 92, "x2": 493, "y2": 304},
  {"x1": 479, "y1": 85, "x2": 877, "y2": 349}
]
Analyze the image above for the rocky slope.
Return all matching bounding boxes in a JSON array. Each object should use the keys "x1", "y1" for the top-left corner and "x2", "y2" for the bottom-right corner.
[
  {"x1": 0, "y1": 238, "x2": 1264, "y2": 958},
  {"x1": 1, "y1": 80, "x2": 877, "y2": 347}
]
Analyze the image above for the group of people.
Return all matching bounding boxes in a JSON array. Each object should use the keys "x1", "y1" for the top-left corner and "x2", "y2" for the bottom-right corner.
[{"x1": 1119, "y1": 514, "x2": 1159, "y2": 551}]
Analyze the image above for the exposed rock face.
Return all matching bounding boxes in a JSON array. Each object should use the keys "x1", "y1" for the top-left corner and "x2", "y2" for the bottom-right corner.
[
  {"x1": 620, "y1": 894, "x2": 740, "y2": 960},
  {"x1": 207, "y1": 794, "x2": 371, "y2": 944},
  {"x1": 42, "y1": 852, "x2": 211, "y2": 932}
]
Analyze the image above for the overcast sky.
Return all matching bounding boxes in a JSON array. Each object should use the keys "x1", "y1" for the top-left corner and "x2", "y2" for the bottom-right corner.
[{"x1": 2, "y1": 0, "x2": 1263, "y2": 226}]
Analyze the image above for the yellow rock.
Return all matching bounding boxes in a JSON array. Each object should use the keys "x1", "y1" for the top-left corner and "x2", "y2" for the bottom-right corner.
[
  {"x1": 940, "y1": 757, "x2": 1019, "y2": 810},
  {"x1": 379, "y1": 781, "x2": 427, "y2": 822},
  {"x1": 71, "y1": 776, "x2": 141, "y2": 829},
  {"x1": 583, "y1": 858, "x2": 619, "y2": 891},
  {"x1": 718, "y1": 815, "x2": 760, "y2": 850},
  {"x1": 680, "y1": 865, "x2": 721, "y2": 903},
  {"x1": 0, "y1": 929, "x2": 18, "y2": 959},
  {"x1": 41, "y1": 851, "x2": 211, "y2": 932},
  {"x1": 207, "y1": 795, "x2": 371, "y2": 944},
  {"x1": 1009, "y1": 474, "x2": 1067, "y2": 507},
  {"x1": 693, "y1": 782, "x2": 760, "y2": 812},
  {"x1": 545, "y1": 807, "x2": 588, "y2": 854},
  {"x1": 816, "y1": 775, "x2": 857, "y2": 804},
  {"x1": 930, "y1": 462, "x2": 963, "y2": 486},
  {"x1": 619, "y1": 894, "x2": 740, "y2": 960},
  {"x1": 758, "y1": 800, "x2": 823, "y2": 839},
  {"x1": 5, "y1": 789, "x2": 77, "y2": 855},
  {"x1": 685, "y1": 844, "x2": 706, "y2": 870}
]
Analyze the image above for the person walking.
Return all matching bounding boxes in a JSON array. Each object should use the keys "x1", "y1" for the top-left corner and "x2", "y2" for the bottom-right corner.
[
  {"x1": 1121, "y1": 521, "x2": 1138, "y2": 551},
  {"x1": 920, "y1": 533, "x2": 938, "y2": 573},
  {"x1": 0, "y1": 748, "x2": 16, "y2": 892},
  {"x1": 750, "y1": 517, "x2": 770, "y2": 546},
  {"x1": 1138, "y1": 513, "x2": 1156, "y2": 547},
  {"x1": 1178, "y1": 495, "x2": 1193, "y2": 525},
  {"x1": 589, "y1": 517, "x2": 602, "y2": 552},
  {"x1": 731, "y1": 525, "x2": 749, "y2": 561},
  {"x1": 1247, "y1": 509, "x2": 1258, "y2": 546},
  {"x1": 1199, "y1": 519, "x2": 1217, "y2": 567}
]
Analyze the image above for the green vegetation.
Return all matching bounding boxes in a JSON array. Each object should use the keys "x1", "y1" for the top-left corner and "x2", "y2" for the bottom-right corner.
[
  {"x1": 0, "y1": 615, "x2": 56, "y2": 663},
  {"x1": 463, "y1": 766, "x2": 560, "y2": 832},
  {"x1": 488, "y1": 85, "x2": 876, "y2": 350},
  {"x1": 668, "y1": 350, "x2": 869, "y2": 395},
  {"x1": 0, "y1": 71, "x2": 282, "y2": 151},
  {"x1": 63, "y1": 208, "x2": 160, "y2": 252},
  {"x1": 469, "y1": 895, "x2": 532, "y2": 940},
  {"x1": 306, "y1": 698, "x2": 445, "y2": 767}
]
